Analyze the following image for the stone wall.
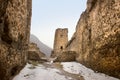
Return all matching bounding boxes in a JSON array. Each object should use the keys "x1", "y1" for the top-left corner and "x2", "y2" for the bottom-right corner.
[
  {"x1": 54, "y1": 51, "x2": 76, "y2": 62},
  {"x1": 66, "y1": 0, "x2": 120, "y2": 78},
  {"x1": 0, "y1": 0, "x2": 32, "y2": 80},
  {"x1": 28, "y1": 43, "x2": 45, "y2": 61}
]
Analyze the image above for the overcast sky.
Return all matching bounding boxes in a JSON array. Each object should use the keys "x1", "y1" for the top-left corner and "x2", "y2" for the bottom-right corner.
[{"x1": 31, "y1": 0, "x2": 87, "y2": 48}]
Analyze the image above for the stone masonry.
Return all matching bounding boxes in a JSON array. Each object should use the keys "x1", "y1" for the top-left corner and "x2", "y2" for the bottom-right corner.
[
  {"x1": 51, "y1": 28, "x2": 68, "y2": 57},
  {"x1": 52, "y1": 0, "x2": 120, "y2": 78},
  {"x1": 28, "y1": 43, "x2": 45, "y2": 61},
  {"x1": 66, "y1": 0, "x2": 120, "y2": 78},
  {"x1": 0, "y1": 0, "x2": 32, "y2": 80}
]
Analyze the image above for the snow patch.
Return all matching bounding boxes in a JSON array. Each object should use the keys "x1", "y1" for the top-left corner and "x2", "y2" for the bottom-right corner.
[
  {"x1": 13, "y1": 63, "x2": 72, "y2": 80},
  {"x1": 61, "y1": 62, "x2": 119, "y2": 80}
]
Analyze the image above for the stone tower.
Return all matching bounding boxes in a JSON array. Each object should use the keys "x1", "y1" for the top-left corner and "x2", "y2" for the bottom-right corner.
[{"x1": 53, "y1": 28, "x2": 68, "y2": 56}]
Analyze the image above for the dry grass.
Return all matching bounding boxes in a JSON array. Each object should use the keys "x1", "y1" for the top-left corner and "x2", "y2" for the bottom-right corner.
[
  {"x1": 53, "y1": 62, "x2": 63, "y2": 69},
  {"x1": 28, "y1": 60, "x2": 39, "y2": 66}
]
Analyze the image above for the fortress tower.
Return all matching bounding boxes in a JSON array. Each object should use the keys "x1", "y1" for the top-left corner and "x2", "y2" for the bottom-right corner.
[{"x1": 52, "y1": 28, "x2": 68, "y2": 56}]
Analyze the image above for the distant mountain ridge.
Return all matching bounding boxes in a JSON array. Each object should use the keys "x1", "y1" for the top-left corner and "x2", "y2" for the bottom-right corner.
[{"x1": 30, "y1": 34, "x2": 52, "y2": 57}]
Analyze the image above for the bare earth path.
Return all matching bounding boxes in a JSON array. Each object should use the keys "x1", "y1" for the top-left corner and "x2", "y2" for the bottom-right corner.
[{"x1": 42, "y1": 62, "x2": 84, "y2": 80}]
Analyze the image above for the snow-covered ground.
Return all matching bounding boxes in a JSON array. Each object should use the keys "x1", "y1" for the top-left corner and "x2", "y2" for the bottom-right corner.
[
  {"x1": 13, "y1": 63, "x2": 74, "y2": 80},
  {"x1": 13, "y1": 62, "x2": 119, "y2": 80},
  {"x1": 61, "y1": 62, "x2": 119, "y2": 80}
]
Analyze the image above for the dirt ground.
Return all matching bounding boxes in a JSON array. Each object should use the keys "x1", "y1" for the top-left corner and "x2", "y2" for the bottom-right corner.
[{"x1": 42, "y1": 62, "x2": 84, "y2": 80}]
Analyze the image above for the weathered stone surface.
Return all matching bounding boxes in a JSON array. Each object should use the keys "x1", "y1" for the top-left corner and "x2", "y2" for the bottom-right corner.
[
  {"x1": 66, "y1": 0, "x2": 120, "y2": 78},
  {"x1": 28, "y1": 43, "x2": 45, "y2": 61},
  {"x1": 54, "y1": 51, "x2": 76, "y2": 62},
  {"x1": 0, "y1": 0, "x2": 32, "y2": 80},
  {"x1": 51, "y1": 28, "x2": 68, "y2": 57}
]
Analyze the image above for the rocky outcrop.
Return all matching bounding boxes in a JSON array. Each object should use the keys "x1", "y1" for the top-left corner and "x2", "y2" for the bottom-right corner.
[
  {"x1": 28, "y1": 43, "x2": 45, "y2": 61},
  {"x1": 0, "y1": 0, "x2": 32, "y2": 80},
  {"x1": 66, "y1": 0, "x2": 120, "y2": 78}
]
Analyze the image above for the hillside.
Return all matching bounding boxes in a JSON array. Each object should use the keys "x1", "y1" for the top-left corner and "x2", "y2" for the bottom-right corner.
[{"x1": 30, "y1": 34, "x2": 52, "y2": 57}]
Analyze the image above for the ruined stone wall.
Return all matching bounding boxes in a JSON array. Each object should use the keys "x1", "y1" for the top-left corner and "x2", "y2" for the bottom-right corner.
[
  {"x1": 0, "y1": 0, "x2": 32, "y2": 80},
  {"x1": 67, "y1": 0, "x2": 120, "y2": 78},
  {"x1": 52, "y1": 28, "x2": 68, "y2": 57},
  {"x1": 28, "y1": 43, "x2": 45, "y2": 61},
  {"x1": 54, "y1": 51, "x2": 76, "y2": 62}
]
